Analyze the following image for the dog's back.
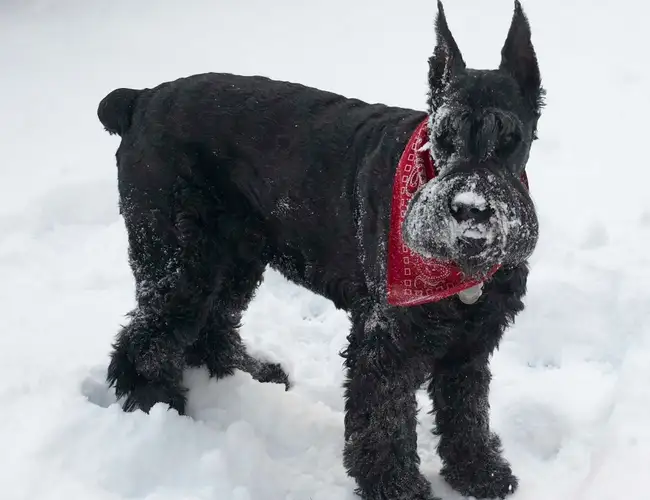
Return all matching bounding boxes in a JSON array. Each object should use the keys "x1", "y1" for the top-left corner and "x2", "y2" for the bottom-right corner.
[{"x1": 98, "y1": 72, "x2": 424, "y2": 308}]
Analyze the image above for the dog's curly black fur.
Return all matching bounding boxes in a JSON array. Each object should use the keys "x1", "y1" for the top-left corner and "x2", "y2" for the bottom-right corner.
[{"x1": 97, "y1": 2, "x2": 543, "y2": 499}]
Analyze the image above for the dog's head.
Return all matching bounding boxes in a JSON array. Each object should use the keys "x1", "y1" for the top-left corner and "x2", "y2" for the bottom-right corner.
[{"x1": 403, "y1": 0, "x2": 544, "y2": 279}]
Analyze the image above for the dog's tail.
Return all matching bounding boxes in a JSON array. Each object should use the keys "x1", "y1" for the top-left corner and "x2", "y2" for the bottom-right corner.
[{"x1": 97, "y1": 88, "x2": 141, "y2": 136}]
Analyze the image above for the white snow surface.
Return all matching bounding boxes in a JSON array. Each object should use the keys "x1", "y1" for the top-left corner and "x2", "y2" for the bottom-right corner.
[{"x1": 2, "y1": 1, "x2": 650, "y2": 499}]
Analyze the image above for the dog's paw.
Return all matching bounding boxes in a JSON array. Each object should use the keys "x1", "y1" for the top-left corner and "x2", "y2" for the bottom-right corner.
[
  {"x1": 119, "y1": 381, "x2": 187, "y2": 414},
  {"x1": 235, "y1": 352, "x2": 292, "y2": 391},
  {"x1": 356, "y1": 472, "x2": 440, "y2": 500},
  {"x1": 441, "y1": 457, "x2": 518, "y2": 499},
  {"x1": 252, "y1": 361, "x2": 291, "y2": 391},
  {"x1": 107, "y1": 343, "x2": 187, "y2": 415}
]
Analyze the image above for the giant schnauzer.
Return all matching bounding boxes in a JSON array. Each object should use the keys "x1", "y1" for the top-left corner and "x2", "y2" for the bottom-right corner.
[{"x1": 97, "y1": 1, "x2": 543, "y2": 498}]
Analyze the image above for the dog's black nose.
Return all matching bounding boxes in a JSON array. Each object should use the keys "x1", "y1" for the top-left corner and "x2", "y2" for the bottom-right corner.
[{"x1": 450, "y1": 198, "x2": 494, "y2": 223}]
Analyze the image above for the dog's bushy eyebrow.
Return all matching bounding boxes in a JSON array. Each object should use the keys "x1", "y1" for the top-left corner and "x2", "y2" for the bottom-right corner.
[
  {"x1": 447, "y1": 109, "x2": 521, "y2": 160},
  {"x1": 473, "y1": 112, "x2": 501, "y2": 159}
]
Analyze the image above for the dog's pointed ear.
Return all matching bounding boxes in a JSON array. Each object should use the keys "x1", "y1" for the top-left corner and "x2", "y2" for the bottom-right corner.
[
  {"x1": 429, "y1": 1, "x2": 466, "y2": 105},
  {"x1": 500, "y1": 1, "x2": 542, "y2": 110}
]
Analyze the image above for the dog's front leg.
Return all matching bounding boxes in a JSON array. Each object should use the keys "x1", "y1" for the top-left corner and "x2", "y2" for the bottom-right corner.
[
  {"x1": 430, "y1": 353, "x2": 517, "y2": 499},
  {"x1": 342, "y1": 311, "x2": 437, "y2": 500}
]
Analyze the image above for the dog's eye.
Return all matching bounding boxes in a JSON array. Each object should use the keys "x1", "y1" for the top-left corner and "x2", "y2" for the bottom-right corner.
[{"x1": 497, "y1": 132, "x2": 521, "y2": 156}]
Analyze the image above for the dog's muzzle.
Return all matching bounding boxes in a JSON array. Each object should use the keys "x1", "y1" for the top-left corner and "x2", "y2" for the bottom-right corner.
[{"x1": 402, "y1": 166, "x2": 537, "y2": 278}]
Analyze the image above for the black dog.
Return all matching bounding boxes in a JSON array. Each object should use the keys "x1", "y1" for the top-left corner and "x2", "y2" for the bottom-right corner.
[{"x1": 97, "y1": 1, "x2": 543, "y2": 499}]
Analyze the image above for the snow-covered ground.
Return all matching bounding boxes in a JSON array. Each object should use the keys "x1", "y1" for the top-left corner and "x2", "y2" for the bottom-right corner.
[{"x1": 1, "y1": 0, "x2": 649, "y2": 498}]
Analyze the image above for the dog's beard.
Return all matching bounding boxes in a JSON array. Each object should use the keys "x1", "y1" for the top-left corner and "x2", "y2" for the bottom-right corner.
[{"x1": 402, "y1": 171, "x2": 538, "y2": 278}]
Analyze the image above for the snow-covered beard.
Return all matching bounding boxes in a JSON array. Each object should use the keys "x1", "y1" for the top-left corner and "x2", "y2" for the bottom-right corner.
[{"x1": 401, "y1": 167, "x2": 538, "y2": 279}]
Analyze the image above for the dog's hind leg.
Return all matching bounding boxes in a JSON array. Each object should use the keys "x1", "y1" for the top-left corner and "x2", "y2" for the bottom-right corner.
[
  {"x1": 184, "y1": 240, "x2": 290, "y2": 390},
  {"x1": 107, "y1": 168, "x2": 269, "y2": 414}
]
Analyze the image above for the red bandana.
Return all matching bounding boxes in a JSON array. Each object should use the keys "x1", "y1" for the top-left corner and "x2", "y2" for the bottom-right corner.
[{"x1": 386, "y1": 118, "x2": 528, "y2": 307}]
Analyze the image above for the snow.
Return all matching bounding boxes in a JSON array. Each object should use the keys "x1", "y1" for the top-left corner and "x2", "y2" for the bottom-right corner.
[
  {"x1": 1, "y1": 0, "x2": 649, "y2": 499},
  {"x1": 451, "y1": 191, "x2": 488, "y2": 211}
]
